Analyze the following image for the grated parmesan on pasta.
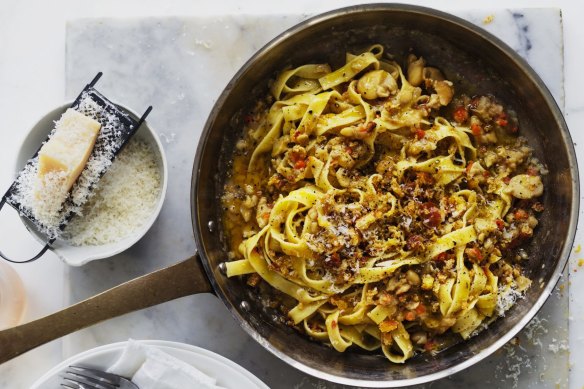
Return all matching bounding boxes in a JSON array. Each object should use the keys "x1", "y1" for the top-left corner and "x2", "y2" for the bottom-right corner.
[{"x1": 62, "y1": 138, "x2": 161, "y2": 246}]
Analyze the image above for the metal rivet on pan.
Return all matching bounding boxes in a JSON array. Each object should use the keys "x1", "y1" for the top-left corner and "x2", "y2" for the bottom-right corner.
[
  {"x1": 218, "y1": 262, "x2": 227, "y2": 275},
  {"x1": 208, "y1": 220, "x2": 215, "y2": 233},
  {"x1": 240, "y1": 301, "x2": 251, "y2": 311}
]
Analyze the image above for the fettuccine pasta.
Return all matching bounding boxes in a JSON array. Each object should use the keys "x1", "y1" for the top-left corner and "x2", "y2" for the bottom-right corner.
[{"x1": 222, "y1": 45, "x2": 545, "y2": 363}]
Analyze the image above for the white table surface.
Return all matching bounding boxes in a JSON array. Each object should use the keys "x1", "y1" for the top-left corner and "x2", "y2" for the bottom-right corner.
[{"x1": 1, "y1": 1, "x2": 583, "y2": 388}]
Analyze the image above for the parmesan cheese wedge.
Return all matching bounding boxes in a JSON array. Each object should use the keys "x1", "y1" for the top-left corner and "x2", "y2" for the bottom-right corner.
[
  {"x1": 31, "y1": 108, "x2": 101, "y2": 227},
  {"x1": 37, "y1": 108, "x2": 101, "y2": 192}
]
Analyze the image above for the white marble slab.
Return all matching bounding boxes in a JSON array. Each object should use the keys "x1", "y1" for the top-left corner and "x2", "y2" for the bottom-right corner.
[{"x1": 63, "y1": 9, "x2": 567, "y2": 388}]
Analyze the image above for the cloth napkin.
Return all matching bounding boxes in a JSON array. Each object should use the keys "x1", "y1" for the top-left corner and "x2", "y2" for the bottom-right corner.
[{"x1": 108, "y1": 339, "x2": 225, "y2": 389}]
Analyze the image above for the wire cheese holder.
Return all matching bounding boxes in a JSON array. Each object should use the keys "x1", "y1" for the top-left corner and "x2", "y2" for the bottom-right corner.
[{"x1": 0, "y1": 73, "x2": 152, "y2": 263}]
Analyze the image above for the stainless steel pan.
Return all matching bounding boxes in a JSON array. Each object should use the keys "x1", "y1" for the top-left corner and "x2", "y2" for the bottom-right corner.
[{"x1": 0, "y1": 4, "x2": 578, "y2": 387}]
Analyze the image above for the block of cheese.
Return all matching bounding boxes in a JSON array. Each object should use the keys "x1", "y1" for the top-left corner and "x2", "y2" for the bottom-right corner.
[{"x1": 37, "y1": 108, "x2": 101, "y2": 192}]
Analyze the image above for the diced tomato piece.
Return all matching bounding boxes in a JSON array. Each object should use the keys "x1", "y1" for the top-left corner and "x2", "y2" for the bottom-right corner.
[
  {"x1": 453, "y1": 107, "x2": 469, "y2": 123},
  {"x1": 435, "y1": 252, "x2": 448, "y2": 261},
  {"x1": 526, "y1": 166, "x2": 538, "y2": 176},
  {"x1": 294, "y1": 159, "x2": 307, "y2": 169},
  {"x1": 495, "y1": 219, "x2": 505, "y2": 231},
  {"x1": 404, "y1": 311, "x2": 416, "y2": 321},
  {"x1": 465, "y1": 247, "x2": 483, "y2": 261},
  {"x1": 465, "y1": 160, "x2": 474, "y2": 175},
  {"x1": 496, "y1": 112, "x2": 508, "y2": 127},
  {"x1": 514, "y1": 209, "x2": 528, "y2": 221},
  {"x1": 503, "y1": 176, "x2": 511, "y2": 184},
  {"x1": 415, "y1": 129, "x2": 426, "y2": 140},
  {"x1": 471, "y1": 124, "x2": 482, "y2": 136},
  {"x1": 291, "y1": 130, "x2": 300, "y2": 142},
  {"x1": 424, "y1": 340, "x2": 437, "y2": 352},
  {"x1": 415, "y1": 304, "x2": 426, "y2": 315}
]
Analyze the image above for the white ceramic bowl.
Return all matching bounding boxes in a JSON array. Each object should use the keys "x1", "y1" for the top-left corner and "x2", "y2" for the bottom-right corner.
[{"x1": 14, "y1": 102, "x2": 168, "y2": 266}]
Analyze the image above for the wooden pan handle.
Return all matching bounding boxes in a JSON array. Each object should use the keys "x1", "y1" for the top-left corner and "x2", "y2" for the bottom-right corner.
[{"x1": 0, "y1": 255, "x2": 212, "y2": 364}]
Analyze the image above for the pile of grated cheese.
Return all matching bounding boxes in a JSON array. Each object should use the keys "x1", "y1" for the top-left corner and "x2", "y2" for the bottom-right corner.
[
  {"x1": 15, "y1": 159, "x2": 75, "y2": 234},
  {"x1": 10, "y1": 95, "x2": 128, "y2": 238},
  {"x1": 62, "y1": 138, "x2": 161, "y2": 246}
]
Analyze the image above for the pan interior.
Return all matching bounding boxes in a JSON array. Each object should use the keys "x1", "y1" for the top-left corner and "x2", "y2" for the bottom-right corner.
[{"x1": 193, "y1": 5, "x2": 576, "y2": 385}]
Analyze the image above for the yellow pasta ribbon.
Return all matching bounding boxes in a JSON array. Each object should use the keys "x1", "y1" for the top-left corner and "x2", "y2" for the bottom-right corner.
[{"x1": 319, "y1": 52, "x2": 379, "y2": 90}]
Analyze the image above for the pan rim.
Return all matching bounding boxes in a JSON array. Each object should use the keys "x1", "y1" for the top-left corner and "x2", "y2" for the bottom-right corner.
[{"x1": 191, "y1": 3, "x2": 579, "y2": 387}]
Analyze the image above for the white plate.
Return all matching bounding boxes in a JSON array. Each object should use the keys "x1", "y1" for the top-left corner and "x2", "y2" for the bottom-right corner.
[{"x1": 31, "y1": 340, "x2": 268, "y2": 389}]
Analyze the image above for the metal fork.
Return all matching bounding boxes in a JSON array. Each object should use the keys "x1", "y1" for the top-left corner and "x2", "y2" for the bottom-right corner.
[{"x1": 61, "y1": 365, "x2": 139, "y2": 389}]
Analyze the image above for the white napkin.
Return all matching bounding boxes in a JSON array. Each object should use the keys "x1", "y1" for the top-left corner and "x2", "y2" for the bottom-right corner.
[{"x1": 108, "y1": 340, "x2": 225, "y2": 389}]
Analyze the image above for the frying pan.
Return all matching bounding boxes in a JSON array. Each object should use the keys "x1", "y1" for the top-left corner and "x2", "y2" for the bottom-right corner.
[{"x1": 0, "y1": 4, "x2": 578, "y2": 387}]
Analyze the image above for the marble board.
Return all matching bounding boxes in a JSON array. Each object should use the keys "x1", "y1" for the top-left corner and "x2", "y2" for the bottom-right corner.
[{"x1": 64, "y1": 9, "x2": 568, "y2": 388}]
